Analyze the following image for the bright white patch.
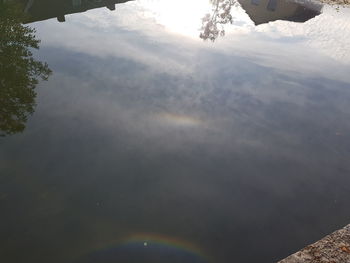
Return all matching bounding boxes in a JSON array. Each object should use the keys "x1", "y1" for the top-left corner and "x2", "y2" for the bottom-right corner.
[
  {"x1": 135, "y1": 0, "x2": 254, "y2": 38},
  {"x1": 137, "y1": 0, "x2": 212, "y2": 37},
  {"x1": 255, "y1": 6, "x2": 350, "y2": 63}
]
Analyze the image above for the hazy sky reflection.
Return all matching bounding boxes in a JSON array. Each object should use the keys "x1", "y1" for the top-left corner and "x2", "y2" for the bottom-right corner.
[{"x1": 1, "y1": 1, "x2": 350, "y2": 263}]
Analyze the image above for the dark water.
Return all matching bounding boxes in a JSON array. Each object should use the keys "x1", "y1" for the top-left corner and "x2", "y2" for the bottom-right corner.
[{"x1": 1, "y1": 0, "x2": 350, "y2": 263}]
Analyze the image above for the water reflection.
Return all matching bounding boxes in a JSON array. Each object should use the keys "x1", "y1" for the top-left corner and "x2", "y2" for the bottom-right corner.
[
  {"x1": 200, "y1": 0, "x2": 239, "y2": 41},
  {"x1": 153, "y1": 113, "x2": 203, "y2": 128},
  {"x1": 20, "y1": 0, "x2": 133, "y2": 23},
  {"x1": 17, "y1": 0, "x2": 322, "y2": 41},
  {"x1": 0, "y1": 1, "x2": 51, "y2": 136},
  {"x1": 200, "y1": 0, "x2": 322, "y2": 40},
  {"x1": 1, "y1": 1, "x2": 350, "y2": 263},
  {"x1": 76, "y1": 233, "x2": 207, "y2": 263},
  {"x1": 238, "y1": 0, "x2": 322, "y2": 25}
]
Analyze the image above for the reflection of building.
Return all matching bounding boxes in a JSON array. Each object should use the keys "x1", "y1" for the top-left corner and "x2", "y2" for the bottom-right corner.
[
  {"x1": 19, "y1": 0, "x2": 133, "y2": 23},
  {"x1": 237, "y1": 0, "x2": 322, "y2": 25}
]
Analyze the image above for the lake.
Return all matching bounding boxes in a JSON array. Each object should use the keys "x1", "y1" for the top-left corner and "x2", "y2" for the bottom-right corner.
[{"x1": 1, "y1": 0, "x2": 350, "y2": 262}]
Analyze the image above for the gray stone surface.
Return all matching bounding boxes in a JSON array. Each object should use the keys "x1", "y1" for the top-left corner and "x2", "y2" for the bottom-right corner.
[{"x1": 278, "y1": 224, "x2": 350, "y2": 263}]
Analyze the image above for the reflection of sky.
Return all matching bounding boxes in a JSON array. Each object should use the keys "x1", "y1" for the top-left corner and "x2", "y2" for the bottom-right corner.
[
  {"x1": 33, "y1": 0, "x2": 350, "y2": 64},
  {"x1": 255, "y1": 5, "x2": 350, "y2": 63},
  {"x1": 1, "y1": 1, "x2": 350, "y2": 263}
]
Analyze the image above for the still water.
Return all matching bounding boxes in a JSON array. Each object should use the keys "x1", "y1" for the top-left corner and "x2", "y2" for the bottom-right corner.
[{"x1": 1, "y1": 0, "x2": 350, "y2": 262}]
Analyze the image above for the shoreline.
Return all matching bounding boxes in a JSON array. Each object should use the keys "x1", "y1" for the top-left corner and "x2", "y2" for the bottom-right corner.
[{"x1": 277, "y1": 224, "x2": 350, "y2": 263}]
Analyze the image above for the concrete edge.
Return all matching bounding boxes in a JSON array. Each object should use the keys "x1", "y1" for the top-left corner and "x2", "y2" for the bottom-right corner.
[{"x1": 277, "y1": 224, "x2": 350, "y2": 263}]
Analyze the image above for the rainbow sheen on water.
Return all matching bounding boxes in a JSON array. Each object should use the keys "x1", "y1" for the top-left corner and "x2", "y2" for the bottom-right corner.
[{"x1": 76, "y1": 233, "x2": 207, "y2": 263}]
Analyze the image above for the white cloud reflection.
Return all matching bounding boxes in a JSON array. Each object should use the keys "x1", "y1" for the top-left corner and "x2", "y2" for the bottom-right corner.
[
  {"x1": 254, "y1": 5, "x2": 350, "y2": 63},
  {"x1": 31, "y1": 0, "x2": 350, "y2": 77}
]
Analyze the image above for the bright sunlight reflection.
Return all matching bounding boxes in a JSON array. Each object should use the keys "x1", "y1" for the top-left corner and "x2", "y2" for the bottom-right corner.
[
  {"x1": 138, "y1": 0, "x2": 213, "y2": 37},
  {"x1": 136, "y1": 0, "x2": 252, "y2": 38}
]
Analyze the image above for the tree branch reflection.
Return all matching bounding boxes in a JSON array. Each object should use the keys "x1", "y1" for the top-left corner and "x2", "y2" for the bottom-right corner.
[
  {"x1": 200, "y1": 0, "x2": 238, "y2": 41},
  {"x1": 200, "y1": 0, "x2": 322, "y2": 41},
  {"x1": 0, "y1": 1, "x2": 51, "y2": 137}
]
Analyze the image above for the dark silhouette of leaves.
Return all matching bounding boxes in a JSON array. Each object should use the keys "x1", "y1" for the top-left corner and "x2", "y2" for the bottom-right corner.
[{"x1": 0, "y1": 1, "x2": 51, "y2": 136}]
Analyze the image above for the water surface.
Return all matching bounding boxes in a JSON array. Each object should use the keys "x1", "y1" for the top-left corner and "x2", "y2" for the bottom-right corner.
[{"x1": 1, "y1": 0, "x2": 350, "y2": 263}]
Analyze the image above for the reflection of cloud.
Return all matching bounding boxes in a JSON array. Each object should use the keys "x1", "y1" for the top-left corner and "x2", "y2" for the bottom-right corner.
[
  {"x1": 3, "y1": 3, "x2": 350, "y2": 263},
  {"x1": 152, "y1": 113, "x2": 203, "y2": 128},
  {"x1": 34, "y1": 9, "x2": 197, "y2": 75},
  {"x1": 29, "y1": 0, "x2": 350, "y2": 156},
  {"x1": 134, "y1": 0, "x2": 212, "y2": 37},
  {"x1": 255, "y1": 6, "x2": 350, "y2": 63},
  {"x1": 31, "y1": 0, "x2": 350, "y2": 79}
]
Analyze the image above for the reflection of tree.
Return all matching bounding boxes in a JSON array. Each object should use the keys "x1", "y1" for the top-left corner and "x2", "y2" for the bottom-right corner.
[
  {"x1": 200, "y1": 0, "x2": 237, "y2": 41},
  {"x1": 0, "y1": 1, "x2": 51, "y2": 136}
]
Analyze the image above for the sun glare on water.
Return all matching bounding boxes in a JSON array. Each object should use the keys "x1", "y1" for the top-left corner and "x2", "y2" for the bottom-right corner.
[
  {"x1": 138, "y1": 0, "x2": 213, "y2": 37},
  {"x1": 134, "y1": 0, "x2": 253, "y2": 38}
]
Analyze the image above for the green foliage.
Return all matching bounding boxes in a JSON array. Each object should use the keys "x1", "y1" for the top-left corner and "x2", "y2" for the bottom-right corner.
[{"x1": 0, "y1": 0, "x2": 51, "y2": 136}]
